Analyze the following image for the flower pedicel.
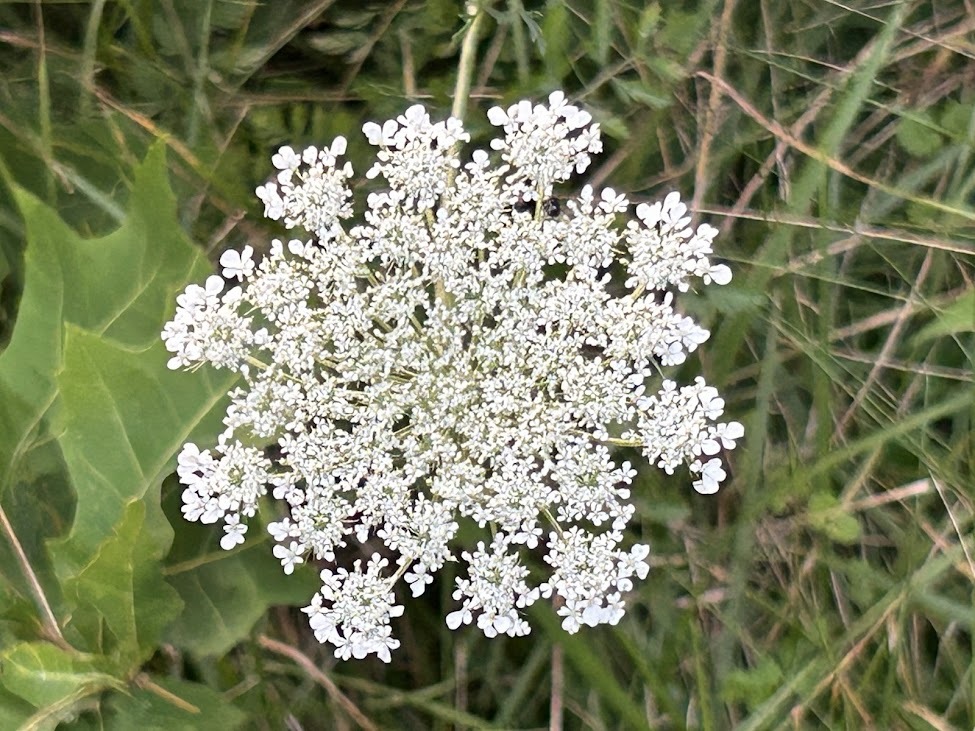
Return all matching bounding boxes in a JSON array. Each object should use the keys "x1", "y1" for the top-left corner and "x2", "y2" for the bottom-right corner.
[{"x1": 162, "y1": 92, "x2": 743, "y2": 662}]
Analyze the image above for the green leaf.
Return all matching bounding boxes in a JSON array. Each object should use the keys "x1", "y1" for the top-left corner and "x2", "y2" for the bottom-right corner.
[
  {"x1": 0, "y1": 687, "x2": 35, "y2": 731},
  {"x1": 306, "y1": 31, "x2": 371, "y2": 56},
  {"x1": 0, "y1": 140, "x2": 221, "y2": 507},
  {"x1": 102, "y1": 678, "x2": 247, "y2": 731},
  {"x1": 0, "y1": 642, "x2": 119, "y2": 712},
  {"x1": 911, "y1": 288, "x2": 975, "y2": 344},
  {"x1": 1, "y1": 141, "x2": 234, "y2": 667},
  {"x1": 610, "y1": 78, "x2": 670, "y2": 110},
  {"x1": 52, "y1": 321, "x2": 233, "y2": 579},
  {"x1": 806, "y1": 492, "x2": 861, "y2": 545},
  {"x1": 720, "y1": 657, "x2": 783, "y2": 710},
  {"x1": 590, "y1": 0, "x2": 611, "y2": 66},
  {"x1": 541, "y1": 1, "x2": 571, "y2": 82},
  {"x1": 940, "y1": 99, "x2": 974, "y2": 141},
  {"x1": 659, "y1": 8, "x2": 706, "y2": 57},
  {"x1": 63, "y1": 498, "x2": 183, "y2": 667},
  {"x1": 895, "y1": 112, "x2": 943, "y2": 158},
  {"x1": 165, "y1": 543, "x2": 319, "y2": 657},
  {"x1": 636, "y1": 3, "x2": 662, "y2": 41}
]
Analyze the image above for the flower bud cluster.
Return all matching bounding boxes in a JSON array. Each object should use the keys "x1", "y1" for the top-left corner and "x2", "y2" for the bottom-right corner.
[{"x1": 163, "y1": 91, "x2": 742, "y2": 662}]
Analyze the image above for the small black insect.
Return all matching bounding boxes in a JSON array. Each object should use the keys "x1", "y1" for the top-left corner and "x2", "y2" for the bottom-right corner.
[{"x1": 542, "y1": 197, "x2": 561, "y2": 218}]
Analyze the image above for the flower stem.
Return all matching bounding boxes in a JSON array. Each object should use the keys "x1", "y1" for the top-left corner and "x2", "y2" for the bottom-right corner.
[{"x1": 450, "y1": 3, "x2": 487, "y2": 123}]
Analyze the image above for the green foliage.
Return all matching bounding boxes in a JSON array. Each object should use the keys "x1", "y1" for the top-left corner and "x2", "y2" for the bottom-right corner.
[
  {"x1": 806, "y1": 491, "x2": 861, "y2": 544},
  {"x1": 0, "y1": 146, "x2": 316, "y2": 728},
  {"x1": 165, "y1": 543, "x2": 319, "y2": 658},
  {"x1": 896, "y1": 112, "x2": 943, "y2": 158},
  {"x1": 0, "y1": 0, "x2": 972, "y2": 728},
  {"x1": 100, "y1": 679, "x2": 247, "y2": 731}
]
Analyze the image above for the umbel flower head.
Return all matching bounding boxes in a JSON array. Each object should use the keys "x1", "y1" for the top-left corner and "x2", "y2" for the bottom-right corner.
[{"x1": 163, "y1": 91, "x2": 743, "y2": 663}]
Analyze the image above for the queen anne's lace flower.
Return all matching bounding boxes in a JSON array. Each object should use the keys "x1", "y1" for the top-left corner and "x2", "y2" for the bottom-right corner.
[{"x1": 163, "y1": 91, "x2": 742, "y2": 662}]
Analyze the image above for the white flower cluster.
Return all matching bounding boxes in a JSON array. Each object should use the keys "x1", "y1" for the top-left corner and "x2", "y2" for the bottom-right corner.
[{"x1": 162, "y1": 91, "x2": 742, "y2": 662}]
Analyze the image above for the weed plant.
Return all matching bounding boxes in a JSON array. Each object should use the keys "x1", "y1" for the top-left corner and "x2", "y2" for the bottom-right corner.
[{"x1": 0, "y1": 1, "x2": 972, "y2": 729}]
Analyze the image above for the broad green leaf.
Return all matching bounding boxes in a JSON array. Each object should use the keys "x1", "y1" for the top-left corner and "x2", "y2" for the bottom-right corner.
[
  {"x1": 63, "y1": 498, "x2": 183, "y2": 667},
  {"x1": 0, "y1": 192, "x2": 67, "y2": 498},
  {"x1": 0, "y1": 642, "x2": 119, "y2": 712},
  {"x1": 2, "y1": 142, "x2": 235, "y2": 661},
  {"x1": 52, "y1": 322, "x2": 232, "y2": 579},
  {"x1": 165, "y1": 542, "x2": 319, "y2": 657},
  {"x1": 0, "y1": 438, "x2": 73, "y2": 629},
  {"x1": 0, "y1": 140, "x2": 223, "y2": 512},
  {"x1": 100, "y1": 678, "x2": 247, "y2": 731},
  {"x1": 0, "y1": 687, "x2": 35, "y2": 731}
]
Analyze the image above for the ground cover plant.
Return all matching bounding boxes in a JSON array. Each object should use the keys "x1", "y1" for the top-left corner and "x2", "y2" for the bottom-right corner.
[{"x1": 0, "y1": 1, "x2": 972, "y2": 729}]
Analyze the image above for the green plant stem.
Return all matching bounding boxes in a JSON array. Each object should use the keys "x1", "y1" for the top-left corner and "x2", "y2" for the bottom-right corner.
[
  {"x1": 33, "y1": 0, "x2": 54, "y2": 202},
  {"x1": 79, "y1": 0, "x2": 107, "y2": 116},
  {"x1": 433, "y1": 3, "x2": 487, "y2": 307},
  {"x1": 451, "y1": 3, "x2": 487, "y2": 123}
]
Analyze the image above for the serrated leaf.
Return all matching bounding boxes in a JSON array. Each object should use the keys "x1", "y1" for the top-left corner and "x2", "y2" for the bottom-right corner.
[
  {"x1": 52, "y1": 321, "x2": 233, "y2": 579},
  {"x1": 2, "y1": 143, "x2": 236, "y2": 667},
  {"x1": 63, "y1": 498, "x2": 183, "y2": 667},
  {"x1": 0, "y1": 142, "x2": 214, "y2": 498}
]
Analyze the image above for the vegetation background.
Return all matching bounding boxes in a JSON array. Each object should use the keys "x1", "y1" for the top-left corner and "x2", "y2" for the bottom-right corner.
[{"x1": 0, "y1": 0, "x2": 972, "y2": 729}]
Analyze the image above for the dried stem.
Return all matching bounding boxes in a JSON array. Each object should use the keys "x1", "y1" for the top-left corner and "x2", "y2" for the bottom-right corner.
[
  {"x1": 133, "y1": 673, "x2": 201, "y2": 713},
  {"x1": 0, "y1": 504, "x2": 70, "y2": 650},
  {"x1": 549, "y1": 642, "x2": 564, "y2": 731},
  {"x1": 258, "y1": 634, "x2": 380, "y2": 731}
]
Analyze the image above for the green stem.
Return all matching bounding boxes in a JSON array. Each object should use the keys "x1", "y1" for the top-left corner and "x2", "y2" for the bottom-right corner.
[
  {"x1": 541, "y1": 507, "x2": 565, "y2": 540},
  {"x1": 578, "y1": 432, "x2": 642, "y2": 448},
  {"x1": 450, "y1": 3, "x2": 487, "y2": 123},
  {"x1": 386, "y1": 555, "x2": 416, "y2": 593}
]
